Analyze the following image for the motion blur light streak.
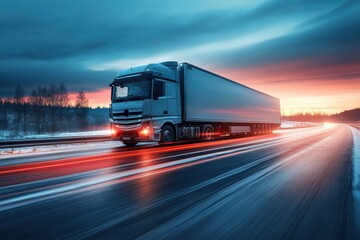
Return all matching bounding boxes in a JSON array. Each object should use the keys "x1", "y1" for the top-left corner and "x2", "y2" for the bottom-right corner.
[
  {"x1": 323, "y1": 122, "x2": 335, "y2": 128},
  {"x1": 0, "y1": 125, "x2": 340, "y2": 209},
  {"x1": 0, "y1": 124, "x2": 329, "y2": 178},
  {"x1": 1, "y1": 124, "x2": 359, "y2": 238}
]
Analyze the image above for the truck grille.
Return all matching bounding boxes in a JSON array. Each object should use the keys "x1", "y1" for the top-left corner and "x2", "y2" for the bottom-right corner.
[{"x1": 112, "y1": 109, "x2": 143, "y2": 130}]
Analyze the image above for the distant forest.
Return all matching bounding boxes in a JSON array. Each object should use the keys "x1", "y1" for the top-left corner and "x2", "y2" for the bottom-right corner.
[
  {"x1": 0, "y1": 83, "x2": 109, "y2": 138},
  {"x1": 282, "y1": 108, "x2": 360, "y2": 122}
]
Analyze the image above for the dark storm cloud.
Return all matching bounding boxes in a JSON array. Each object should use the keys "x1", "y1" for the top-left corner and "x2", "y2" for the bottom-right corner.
[
  {"x1": 204, "y1": 1, "x2": 360, "y2": 68},
  {"x1": 0, "y1": 0, "x2": 358, "y2": 97},
  {"x1": 0, "y1": 60, "x2": 116, "y2": 96}
]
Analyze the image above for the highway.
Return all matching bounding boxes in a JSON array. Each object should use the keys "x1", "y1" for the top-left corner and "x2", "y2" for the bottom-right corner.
[{"x1": 1, "y1": 123, "x2": 360, "y2": 239}]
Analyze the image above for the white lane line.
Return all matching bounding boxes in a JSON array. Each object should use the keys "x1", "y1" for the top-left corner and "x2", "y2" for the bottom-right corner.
[{"x1": 349, "y1": 126, "x2": 360, "y2": 225}]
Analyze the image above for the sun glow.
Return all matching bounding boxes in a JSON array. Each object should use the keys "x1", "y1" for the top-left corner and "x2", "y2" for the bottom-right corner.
[{"x1": 323, "y1": 122, "x2": 335, "y2": 128}]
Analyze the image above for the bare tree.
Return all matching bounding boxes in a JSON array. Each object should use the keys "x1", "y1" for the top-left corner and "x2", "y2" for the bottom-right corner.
[
  {"x1": 59, "y1": 83, "x2": 69, "y2": 107},
  {"x1": 14, "y1": 84, "x2": 25, "y2": 135},
  {"x1": 48, "y1": 84, "x2": 58, "y2": 132},
  {"x1": 58, "y1": 83, "x2": 70, "y2": 131},
  {"x1": 48, "y1": 84, "x2": 58, "y2": 106},
  {"x1": 0, "y1": 98, "x2": 8, "y2": 131},
  {"x1": 28, "y1": 87, "x2": 48, "y2": 133},
  {"x1": 75, "y1": 91, "x2": 89, "y2": 130},
  {"x1": 28, "y1": 89, "x2": 40, "y2": 133},
  {"x1": 14, "y1": 84, "x2": 25, "y2": 105},
  {"x1": 76, "y1": 91, "x2": 89, "y2": 108}
]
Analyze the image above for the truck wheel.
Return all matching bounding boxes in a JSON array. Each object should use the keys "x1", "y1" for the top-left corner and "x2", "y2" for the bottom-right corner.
[
  {"x1": 161, "y1": 125, "x2": 175, "y2": 143},
  {"x1": 253, "y1": 125, "x2": 258, "y2": 135},
  {"x1": 203, "y1": 125, "x2": 214, "y2": 140},
  {"x1": 123, "y1": 140, "x2": 138, "y2": 147}
]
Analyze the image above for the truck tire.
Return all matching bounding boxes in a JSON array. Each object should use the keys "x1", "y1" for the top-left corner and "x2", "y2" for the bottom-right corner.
[
  {"x1": 160, "y1": 125, "x2": 175, "y2": 143},
  {"x1": 123, "y1": 140, "x2": 138, "y2": 147},
  {"x1": 203, "y1": 124, "x2": 214, "y2": 140},
  {"x1": 253, "y1": 125, "x2": 258, "y2": 135}
]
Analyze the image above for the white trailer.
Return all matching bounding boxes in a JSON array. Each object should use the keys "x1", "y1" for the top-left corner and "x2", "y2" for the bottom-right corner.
[{"x1": 109, "y1": 62, "x2": 280, "y2": 146}]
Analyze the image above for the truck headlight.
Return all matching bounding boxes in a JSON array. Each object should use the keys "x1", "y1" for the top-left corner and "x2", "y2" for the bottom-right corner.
[
  {"x1": 110, "y1": 123, "x2": 120, "y2": 136},
  {"x1": 140, "y1": 123, "x2": 151, "y2": 137}
]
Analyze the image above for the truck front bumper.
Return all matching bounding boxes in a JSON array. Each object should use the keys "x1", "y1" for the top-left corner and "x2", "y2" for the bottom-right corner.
[{"x1": 110, "y1": 122, "x2": 161, "y2": 142}]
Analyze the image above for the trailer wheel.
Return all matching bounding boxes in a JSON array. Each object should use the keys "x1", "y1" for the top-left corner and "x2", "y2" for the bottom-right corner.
[
  {"x1": 253, "y1": 125, "x2": 258, "y2": 135},
  {"x1": 160, "y1": 124, "x2": 175, "y2": 143},
  {"x1": 203, "y1": 125, "x2": 214, "y2": 140},
  {"x1": 123, "y1": 140, "x2": 138, "y2": 147}
]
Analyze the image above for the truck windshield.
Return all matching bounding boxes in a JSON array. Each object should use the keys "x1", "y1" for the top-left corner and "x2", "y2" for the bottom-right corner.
[{"x1": 112, "y1": 79, "x2": 151, "y2": 102}]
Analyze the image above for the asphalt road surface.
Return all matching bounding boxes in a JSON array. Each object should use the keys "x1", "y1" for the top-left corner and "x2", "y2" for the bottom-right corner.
[{"x1": 1, "y1": 123, "x2": 360, "y2": 239}]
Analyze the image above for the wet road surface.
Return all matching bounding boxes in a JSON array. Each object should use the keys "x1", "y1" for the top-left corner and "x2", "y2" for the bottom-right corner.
[{"x1": 1, "y1": 123, "x2": 360, "y2": 239}]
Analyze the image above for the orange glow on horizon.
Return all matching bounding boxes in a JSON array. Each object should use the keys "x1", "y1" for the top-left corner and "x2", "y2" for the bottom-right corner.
[
  {"x1": 69, "y1": 88, "x2": 110, "y2": 108},
  {"x1": 214, "y1": 60, "x2": 360, "y2": 115}
]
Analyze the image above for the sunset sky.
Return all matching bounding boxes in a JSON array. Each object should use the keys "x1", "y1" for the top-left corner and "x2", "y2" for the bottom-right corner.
[{"x1": 1, "y1": 0, "x2": 359, "y2": 115}]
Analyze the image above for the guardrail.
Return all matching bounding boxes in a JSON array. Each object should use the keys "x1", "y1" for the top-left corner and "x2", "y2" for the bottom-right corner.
[{"x1": 0, "y1": 135, "x2": 112, "y2": 148}]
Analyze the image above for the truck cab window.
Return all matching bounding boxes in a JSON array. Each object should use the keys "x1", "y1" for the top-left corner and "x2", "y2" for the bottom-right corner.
[
  {"x1": 111, "y1": 79, "x2": 151, "y2": 101},
  {"x1": 153, "y1": 80, "x2": 165, "y2": 98},
  {"x1": 115, "y1": 86, "x2": 128, "y2": 98}
]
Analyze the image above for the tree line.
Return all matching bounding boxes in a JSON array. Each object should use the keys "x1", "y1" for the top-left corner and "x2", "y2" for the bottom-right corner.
[
  {"x1": 0, "y1": 83, "x2": 109, "y2": 138},
  {"x1": 282, "y1": 108, "x2": 360, "y2": 122}
]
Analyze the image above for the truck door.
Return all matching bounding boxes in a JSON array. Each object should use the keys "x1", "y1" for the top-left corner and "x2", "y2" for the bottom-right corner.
[{"x1": 153, "y1": 79, "x2": 168, "y2": 118}]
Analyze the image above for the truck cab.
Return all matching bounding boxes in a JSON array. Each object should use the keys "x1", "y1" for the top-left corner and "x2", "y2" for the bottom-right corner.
[{"x1": 109, "y1": 61, "x2": 181, "y2": 146}]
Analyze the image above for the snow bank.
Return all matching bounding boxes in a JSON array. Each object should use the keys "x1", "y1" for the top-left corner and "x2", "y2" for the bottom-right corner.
[
  {"x1": 0, "y1": 130, "x2": 110, "y2": 140},
  {"x1": 350, "y1": 126, "x2": 360, "y2": 227},
  {"x1": 280, "y1": 121, "x2": 319, "y2": 129},
  {"x1": 0, "y1": 141, "x2": 121, "y2": 158}
]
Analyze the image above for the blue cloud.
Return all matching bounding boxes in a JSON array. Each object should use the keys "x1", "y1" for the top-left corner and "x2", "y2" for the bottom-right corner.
[{"x1": 0, "y1": 0, "x2": 358, "y2": 96}]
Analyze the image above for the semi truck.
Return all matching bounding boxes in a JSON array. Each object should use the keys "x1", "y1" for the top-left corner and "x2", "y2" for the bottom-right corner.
[{"x1": 109, "y1": 61, "x2": 281, "y2": 146}]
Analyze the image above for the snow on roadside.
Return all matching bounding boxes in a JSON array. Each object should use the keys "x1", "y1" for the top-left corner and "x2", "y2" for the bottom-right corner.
[
  {"x1": 280, "y1": 121, "x2": 320, "y2": 129},
  {"x1": 350, "y1": 126, "x2": 360, "y2": 226},
  {"x1": 0, "y1": 141, "x2": 157, "y2": 159},
  {"x1": 0, "y1": 130, "x2": 111, "y2": 140},
  {"x1": 0, "y1": 141, "x2": 122, "y2": 158}
]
